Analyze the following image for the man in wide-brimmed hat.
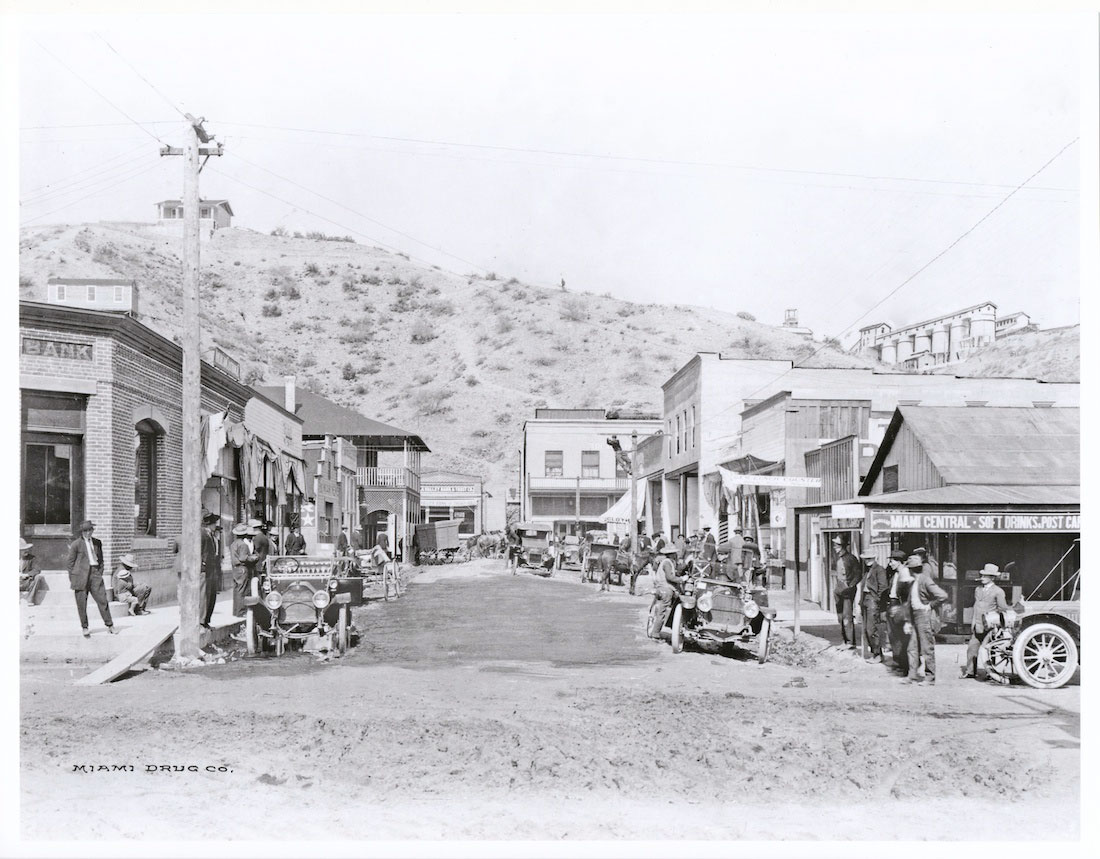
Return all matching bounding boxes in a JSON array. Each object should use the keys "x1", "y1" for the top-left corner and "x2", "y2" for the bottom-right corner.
[
  {"x1": 114, "y1": 553, "x2": 152, "y2": 616},
  {"x1": 19, "y1": 538, "x2": 46, "y2": 606},
  {"x1": 248, "y1": 519, "x2": 271, "y2": 570},
  {"x1": 200, "y1": 512, "x2": 222, "y2": 628},
  {"x1": 961, "y1": 563, "x2": 1009, "y2": 680},
  {"x1": 884, "y1": 550, "x2": 912, "y2": 673},
  {"x1": 648, "y1": 544, "x2": 685, "y2": 637},
  {"x1": 903, "y1": 553, "x2": 949, "y2": 685},
  {"x1": 831, "y1": 536, "x2": 861, "y2": 649},
  {"x1": 858, "y1": 549, "x2": 889, "y2": 663},
  {"x1": 231, "y1": 523, "x2": 261, "y2": 617},
  {"x1": 66, "y1": 520, "x2": 116, "y2": 637}
]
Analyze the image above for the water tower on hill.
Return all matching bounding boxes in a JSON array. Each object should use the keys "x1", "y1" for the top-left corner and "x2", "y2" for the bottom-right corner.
[{"x1": 782, "y1": 308, "x2": 813, "y2": 337}]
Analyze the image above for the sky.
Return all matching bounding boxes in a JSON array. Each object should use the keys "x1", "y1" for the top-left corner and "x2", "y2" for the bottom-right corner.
[{"x1": 13, "y1": 11, "x2": 1090, "y2": 343}]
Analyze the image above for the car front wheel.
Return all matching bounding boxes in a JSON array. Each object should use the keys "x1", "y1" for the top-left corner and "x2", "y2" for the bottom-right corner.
[
  {"x1": 1012, "y1": 622, "x2": 1078, "y2": 689},
  {"x1": 671, "y1": 604, "x2": 684, "y2": 654},
  {"x1": 757, "y1": 617, "x2": 772, "y2": 664}
]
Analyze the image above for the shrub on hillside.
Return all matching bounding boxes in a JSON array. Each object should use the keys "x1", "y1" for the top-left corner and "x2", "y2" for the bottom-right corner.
[
  {"x1": 339, "y1": 328, "x2": 373, "y2": 346},
  {"x1": 496, "y1": 316, "x2": 514, "y2": 334},
  {"x1": 485, "y1": 272, "x2": 498, "y2": 281},
  {"x1": 341, "y1": 363, "x2": 358, "y2": 381},
  {"x1": 736, "y1": 311, "x2": 756, "y2": 321},
  {"x1": 410, "y1": 319, "x2": 437, "y2": 344},
  {"x1": 361, "y1": 274, "x2": 382, "y2": 285},
  {"x1": 261, "y1": 303, "x2": 282, "y2": 317},
  {"x1": 264, "y1": 288, "x2": 278, "y2": 301},
  {"x1": 282, "y1": 283, "x2": 300, "y2": 300},
  {"x1": 342, "y1": 278, "x2": 358, "y2": 295},
  {"x1": 271, "y1": 226, "x2": 288, "y2": 237},
  {"x1": 353, "y1": 383, "x2": 368, "y2": 395},
  {"x1": 561, "y1": 297, "x2": 586, "y2": 322},
  {"x1": 412, "y1": 386, "x2": 453, "y2": 416},
  {"x1": 823, "y1": 336, "x2": 843, "y2": 350},
  {"x1": 424, "y1": 299, "x2": 455, "y2": 317},
  {"x1": 387, "y1": 275, "x2": 405, "y2": 286},
  {"x1": 533, "y1": 355, "x2": 555, "y2": 367},
  {"x1": 304, "y1": 262, "x2": 321, "y2": 276},
  {"x1": 19, "y1": 275, "x2": 33, "y2": 288},
  {"x1": 465, "y1": 375, "x2": 479, "y2": 387},
  {"x1": 617, "y1": 306, "x2": 635, "y2": 317},
  {"x1": 300, "y1": 354, "x2": 316, "y2": 367}
]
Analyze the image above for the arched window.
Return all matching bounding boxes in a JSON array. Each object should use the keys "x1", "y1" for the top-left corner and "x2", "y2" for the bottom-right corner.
[{"x1": 135, "y1": 418, "x2": 165, "y2": 536}]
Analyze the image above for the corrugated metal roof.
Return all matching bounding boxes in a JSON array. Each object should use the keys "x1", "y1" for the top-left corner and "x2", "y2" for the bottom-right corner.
[
  {"x1": 900, "y1": 406, "x2": 1079, "y2": 485},
  {"x1": 859, "y1": 485, "x2": 1080, "y2": 506}
]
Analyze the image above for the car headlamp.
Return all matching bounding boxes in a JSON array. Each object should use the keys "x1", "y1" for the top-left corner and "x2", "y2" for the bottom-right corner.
[
  {"x1": 697, "y1": 592, "x2": 714, "y2": 613},
  {"x1": 328, "y1": 579, "x2": 339, "y2": 591},
  {"x1": 743, "y1": 599, "x2": 760, "y2": 619},
  {"x1": 313, "y1": 590, "x2": 331, "y2": 609},
  {"x1": 264, "y1": 590, "x2": 283, "y2": 610},
  {"x1": 261, "y1": 579, "x2": 272, "y2": 592}
]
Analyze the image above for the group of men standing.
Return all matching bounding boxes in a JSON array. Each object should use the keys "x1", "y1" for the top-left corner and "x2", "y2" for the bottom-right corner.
[{"x1": 833, "y1": 538, "x2": 950, "y2": 685}]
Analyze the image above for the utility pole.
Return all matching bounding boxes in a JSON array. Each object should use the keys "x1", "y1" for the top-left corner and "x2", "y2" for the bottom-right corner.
[
  {"x1": 629, "y1": 430, "x2": 638, "y2": 572},
  {"x1": 161, "y1": 115, "x2": 222, "y2": 661}
]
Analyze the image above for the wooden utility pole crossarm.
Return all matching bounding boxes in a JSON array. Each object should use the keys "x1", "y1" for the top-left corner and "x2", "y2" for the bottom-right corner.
[{"x1": 162, "y1": 115, "x2": 222, "y2": 661}]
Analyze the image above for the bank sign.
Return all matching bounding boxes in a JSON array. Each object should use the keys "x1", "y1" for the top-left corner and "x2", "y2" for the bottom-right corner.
[{"x1": 871, "y1": 510, "x2": 1080, "y2": 533}]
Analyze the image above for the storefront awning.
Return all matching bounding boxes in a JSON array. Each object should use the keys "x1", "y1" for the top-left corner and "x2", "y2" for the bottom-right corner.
[
  {"x1": 599, "y1": 490, "x2": 646, "y2": 525},
  {"x1": 797, "y1": 484, "x2": 1080, "y2": 513}
]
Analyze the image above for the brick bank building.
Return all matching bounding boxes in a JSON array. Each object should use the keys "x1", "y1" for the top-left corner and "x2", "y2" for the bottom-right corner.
[{"x1": 19, "y1": 301, "x2": 305, "y2": 602}]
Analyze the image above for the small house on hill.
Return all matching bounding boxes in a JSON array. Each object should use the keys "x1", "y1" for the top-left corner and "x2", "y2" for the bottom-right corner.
[{"x1": 155, "y1": 199, "x2": 233, "y2": 229}]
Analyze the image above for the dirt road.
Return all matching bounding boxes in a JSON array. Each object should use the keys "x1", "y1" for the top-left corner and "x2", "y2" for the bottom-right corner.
[{"x1": 20, "y1": 560, "x2": 1080, "y2": 841}]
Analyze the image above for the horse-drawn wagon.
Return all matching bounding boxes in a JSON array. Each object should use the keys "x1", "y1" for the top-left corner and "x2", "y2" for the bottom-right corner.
[
  {"x1": 415, "y1": 519, "x2": 463, "y2": 564},
  {"x1": 581, "y1": 531, "x2": 623, "y2": 585}
]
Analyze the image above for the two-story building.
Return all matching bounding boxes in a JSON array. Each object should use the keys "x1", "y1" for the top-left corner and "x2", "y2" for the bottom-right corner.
[
  {"x1": 19, "y1": 300, "x2": 303, "y2": 605},
  {"x1": 521, "y1": 408, "x2": 661, "y2": 537},
  {"x1": 420, "y1": 470, "x2": 487, "y2": 535},
  {"x1": 258, "y1": 383, "x2": 429, "y2": 560},
  {"x1": 298, "y1": 430, "x2": 358, "y2": 555}
]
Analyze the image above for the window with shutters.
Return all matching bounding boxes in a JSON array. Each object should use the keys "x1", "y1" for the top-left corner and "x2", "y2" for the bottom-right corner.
[
  {"x1": 581, "y1": 450, "x2": 600, "y2": 478},
  {"x1": 544, "y1": 450, "x2": 563, "y2": 477}
]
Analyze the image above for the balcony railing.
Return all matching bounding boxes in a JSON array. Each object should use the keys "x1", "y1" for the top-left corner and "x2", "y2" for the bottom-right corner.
[
  {"x1": 357, "y1": 466, "x2": 420, "y2": 494},
  {"x1": 528, "y1": 476, "x2": 630, "y2": 492}
]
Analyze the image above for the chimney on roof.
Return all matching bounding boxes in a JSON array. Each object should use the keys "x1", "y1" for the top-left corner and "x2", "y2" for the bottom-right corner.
[{"x1": 284, "y1": 376, "x2": 296, "y2": 412}]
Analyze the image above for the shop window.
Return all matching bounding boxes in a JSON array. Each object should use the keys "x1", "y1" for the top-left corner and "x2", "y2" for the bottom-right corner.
[
  {"x1": 24, "y1": 442, "x2": 74, "y2": 527},
  {"x1": 581, "y1": 450, "x2": 600, "y2": 478},
  {"x1": 134, "y1": 419, "x2": 164, "y2": 536},
  {"x1": 530, "y1": 495, "x2": 576, "y2": 516},
  {"x1": 882, "y1": 464, "x2": 899, "y2": 493},
  {"x1": 544, "y1": 450, "x2": 563, "y2": 477}
]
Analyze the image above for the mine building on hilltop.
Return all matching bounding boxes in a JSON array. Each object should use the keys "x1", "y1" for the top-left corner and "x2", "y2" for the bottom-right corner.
[{"x1": 857, "y1": 301, "x2": 1036, "y2": 369}]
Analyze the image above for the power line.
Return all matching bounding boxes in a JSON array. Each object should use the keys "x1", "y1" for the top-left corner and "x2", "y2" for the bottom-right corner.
[
  {"x1": 21, "y1": 121, "x2": 180, "y2": 130},
  {"x1": 21, "y1": 156, "x2": 164, "y2": 210},
  {"x1": 222, "y1": 133, "x2": 1076, "y2": 202},
  {"x1": 228, "y1": 150, "x2": 489, "y2": 271},
  {"x1": 20, "y1": 140, "x2": 152, "y2": 196},
  {"x1": 705, "y1": 136, "x2": 1081, "y2": 426},
  {"x1": 30, "y1": 37, "x2": 166, "y2": 145},
  {"x1": 20, "y1": 143, "x2": 172, "y2": 205},
  {"x1": 21, "y1": 161, "x2": 165, "y2": 224},
  {"x1": 94, "y1": 32, "x2": 189, "y2": 119},
  {"x1": 213, "y1": 120, "x2": 1077, "y2": 194}
]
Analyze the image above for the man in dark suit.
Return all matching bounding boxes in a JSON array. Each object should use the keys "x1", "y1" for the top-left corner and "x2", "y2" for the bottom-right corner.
[
  {"x1": 248, "y1": 519, "x2": 271, "y2": 572},
  {"x1": 200, "y1": 512, "x2": 222, "y2": 629},
  {"x1": 66, "y1": 520, "x2": 116, "y2": 638}
]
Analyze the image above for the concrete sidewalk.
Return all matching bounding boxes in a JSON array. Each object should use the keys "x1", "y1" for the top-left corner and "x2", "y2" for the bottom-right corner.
[
  {"x1": 20, "y1": 594, "x2": 242, "y2": 668},
  {"x1": 766, "y1": 587, "x2": 837, "y2": 624}
]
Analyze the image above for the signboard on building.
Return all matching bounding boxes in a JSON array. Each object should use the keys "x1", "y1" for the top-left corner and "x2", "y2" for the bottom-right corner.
[
  {"x1": 21, "y1": 337, "x2": 93, "y2": 361},
  {"x1": 831, "y1": 503, "x2": 866, "y2": 519},
  {"x1": 424, "y1": 484, "x2": 478, "y2": 494},
  {"x1": 770, "y1": 490, "x2": 786, "y2": 527},
  {"x1": 718, "y1": 471, "x2": 822, "y2": 488},
  {"x1": 870, "y1": 510, "x2": 1080, "y2": 533}
]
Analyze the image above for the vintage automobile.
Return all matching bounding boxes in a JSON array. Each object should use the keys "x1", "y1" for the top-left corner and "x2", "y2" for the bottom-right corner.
[
  {"x1": 513, "y1": 522, "x2": 556, "y2": 574},
  {"x1": 243, "y1": 555, "x2": 362, "y2": 656},
  {"x1": 557, "y1": 534, "x2": 584, "y2": 572},
  {"x1": 980, "y1": 565, "x2": 1080, "y2": 689},
  {"x1": 648, "y1": 568, "x2": 775, "y2": 663}
]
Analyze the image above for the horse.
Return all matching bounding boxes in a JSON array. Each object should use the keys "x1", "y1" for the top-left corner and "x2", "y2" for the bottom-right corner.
[
  {"x1": 595, "y1": 550, "x2": 654, "y2": 593},
  {"x1": 472, "y1": 531, "x2": 501, "y2": 559}
]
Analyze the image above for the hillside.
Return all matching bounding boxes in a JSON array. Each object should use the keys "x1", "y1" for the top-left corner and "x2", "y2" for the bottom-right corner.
[
  {"x1": 931, "y1": 325, "x2": 1080, "y2": 383},
  {"x1": 17, "y1": 222, "x2": 878, "y2": 512}
]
